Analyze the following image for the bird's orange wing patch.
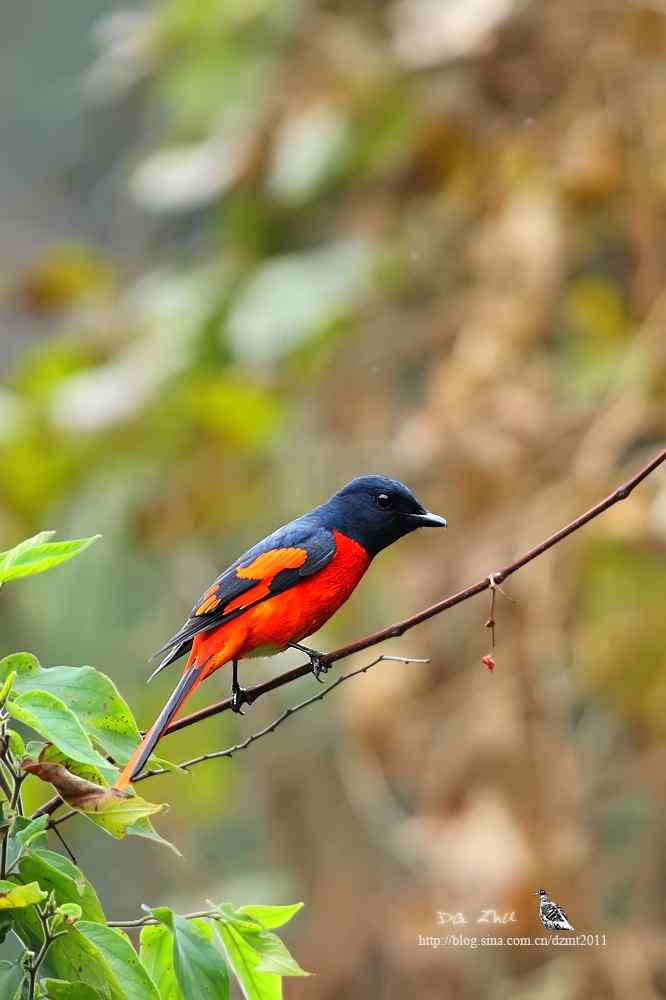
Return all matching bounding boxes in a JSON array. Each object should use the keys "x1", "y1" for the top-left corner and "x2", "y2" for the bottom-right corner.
[
  {"x1": 223, "y1": 547, "x2": 308, "y2": 614},
  {"x1": 236, "y1": 547, "x2": 308, "y2": 579},
  {"x1": 193, "y1": 581, "x2": 222, "y2": 615},
  {"x1": 194, "y1": 593, "x2": 220, "y2": 615}
]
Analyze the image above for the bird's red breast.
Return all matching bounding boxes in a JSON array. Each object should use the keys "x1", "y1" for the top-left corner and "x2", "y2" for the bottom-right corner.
[{"x1": 189, "y1": 530, "x2": 371, "y2": 676}]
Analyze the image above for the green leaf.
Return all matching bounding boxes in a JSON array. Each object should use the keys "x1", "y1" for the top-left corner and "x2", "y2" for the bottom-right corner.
[
  {"x1": 10, "y1": 906, "x2": 112, "y2": 993},
  {"x1": 20, "y1": 761, "x2": 165, "y2": 840},
  {"x1": 127, "y1": 816, "x2": 181, "y2": 856},
  {"x1": 0, "y1": 670, "x2": 16, "y2": 707},
  {"x1": 237, "y1": 903, "x2": 304, "y2": 930},
  {"x1": 0, "y1": 655, "x2": 174, "y2": 772},
  {"x1": 0, "y1": 959, "x2": 24, "y2": 1000},
  {"x1": 7, "y1": 730, "x2": 25, "y2": 759},
  {"x1": 79, "y1": 787, "x2": 165, "y2": 840},
  {"x1": 0, "y1": 878, "x2": 47, "y2": 909},
  {"x1": 217, "y1": 924, "x2": 281, "y2": 1000},
  {"x1": 37, "y1": 925, "x2": 126, "y2": 999},
  {"x1": 78, "y1": 922, "x2": 160, "y2": 1000},
  {"x1": 4, "y1": 815, "x2": 48, "y2": 871},
  {"x1": 57, "y1": 902, "x2": 83, "y2": 924},
  {"x1": 38, "y1": 744, "x2": 108, "y2": 787},
  {"x1": 0, "y1": 532, "x2": 101, "y2": 583},
  {"x1": 151, "y1": 907, "x2": 229, "y2": 1000},
  {"x1": 7, "y1": 690, "x2": 115, "y2": 778},
  {"x1": 13, "y1": 814, "x2": 48, "y2": 850},
  {"x1": 216, "y1": 902, "x2": 308, "y2": 997},
  {"x1": 18, "y1": 848, "x2": 105, "y2": 922},
  {"x1": 248, "y1": 929, "x2": 309, "y2": 977},
  {"x1": 0, "y1": 653, "x2": 40, "y2": 677},
  {"x1": 42, "y1": 980, "x2": 104, "y2": 1000},
  {"x1": 4, "y1": 814, "x2": 49, "y2": 870},
  {"x1": 140, "y1": 923, "x2": 183, "y2": 1000},
  {"x1": 0, "y1": 911, "x2": 14, "y2": 943}
]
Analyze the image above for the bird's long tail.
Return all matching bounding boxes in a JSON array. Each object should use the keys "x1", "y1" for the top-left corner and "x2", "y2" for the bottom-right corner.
[{"x1": 115, "y1": 663, "x2": 206, "y2": 789}]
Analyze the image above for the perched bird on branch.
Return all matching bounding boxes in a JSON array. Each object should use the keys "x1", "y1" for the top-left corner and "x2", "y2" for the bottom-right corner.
[
  {"x1": 535, "y1": 889, "x2": 575, "y2": 931},
  {"x1": 115, "y1": 476, "x2": 447, "y2": 787}
]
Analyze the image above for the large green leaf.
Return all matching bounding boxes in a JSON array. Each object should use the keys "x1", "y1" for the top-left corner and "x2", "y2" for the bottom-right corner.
[
  {"x1": 0, "y1": 532, "x2": 100, "y2": 583},
  {"x1": 18, "y1": 848, "x2": 106, "y2": 922},
  {"x1": 42, "y1": 980, "x2": 104, "y2": 1000},
  {"x1": 42, "y1": 925, "x2": 126, "y2": 999},
  {"x1": 140, "y1": 923, "x2": 183, "y2": 1000},
  {"x1": 151, "y1": 907, "x2": 229, "y2": 1000},
  {"x1": 7, "y1": 690, "x2": 115, "y2": 777},
  {"x1": 216, "y1": 901, "x2": 308, "y2": 999},
  {"x1": 217, "y1": 924, "x2": 281, "y2": 1000},
  {"x1": 0, "y1": 654, "x2": 173, "y2": 771},
  {"x1": 78, "y1": 922, "x2": 160, "y2": 1000},
  {"x1": 0, "y1": 959, "x2": 24, "y2": 1000}
]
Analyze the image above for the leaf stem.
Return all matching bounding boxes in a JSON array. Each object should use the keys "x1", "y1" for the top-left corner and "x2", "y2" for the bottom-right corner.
[{"x1": 108, "y1": 908, "x2": 215, "y2": 928}]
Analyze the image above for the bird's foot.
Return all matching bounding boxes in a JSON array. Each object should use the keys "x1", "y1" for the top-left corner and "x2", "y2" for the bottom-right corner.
[
  {"x1": 231, "y1": 683, "x2": 254, "y2": 715},
  {"x1": 289, "y1": 643, "x2": 329, "y2": 683},
  {"x1": 309, "y1": 652, "x2": 330, "y2": 683}
]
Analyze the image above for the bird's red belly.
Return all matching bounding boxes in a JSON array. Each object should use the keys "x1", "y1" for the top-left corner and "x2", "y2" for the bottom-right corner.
[{"x1": 193, "y1": 531, "x2": 371, "y2": 670}]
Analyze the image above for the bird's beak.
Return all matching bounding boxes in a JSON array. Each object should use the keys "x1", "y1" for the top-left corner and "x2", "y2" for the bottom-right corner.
[{"x1": 407, "y1": 511, "x2": 448, "y2": 528}]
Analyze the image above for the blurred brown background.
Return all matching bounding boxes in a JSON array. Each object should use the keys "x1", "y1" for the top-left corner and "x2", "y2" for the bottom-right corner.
[{"x1": 1, "y1": 0, "x2": 666, "y2": 997}]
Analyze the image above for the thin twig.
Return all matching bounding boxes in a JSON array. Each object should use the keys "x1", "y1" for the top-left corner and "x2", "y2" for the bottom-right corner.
[
  {"x1": 48, "y1": 809, "x2": 77, "y2": 829},
  {"x1": 135, "y1": 656, "x2": 429, "y2": 782},
  {"x1": 26, "y1": 906, "x2": 67, "y2": 1000},
  {"x1": 51, "y1": 822, "x2": 77, "y2": 863},
  {"x1": 108, "y1": 909, "x2": 215, "y2": 929},
  {"x1": 32, "y1": 446, "x2": 666, "y2": 822}
]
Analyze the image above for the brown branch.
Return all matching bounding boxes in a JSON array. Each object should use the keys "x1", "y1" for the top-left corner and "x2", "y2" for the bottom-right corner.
[
  {"x1": 135, "y1": 655, "x2": 428, "y2": 782},
  {"x1": 33, "y1": 445, "x2": 666, "y2": 822},
  {"x1": 164, "y1": 445, "x2": 665, "y2": 736}
]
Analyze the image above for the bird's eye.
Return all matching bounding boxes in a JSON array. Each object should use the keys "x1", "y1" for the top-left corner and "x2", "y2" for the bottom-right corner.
[{"x1": 376, "y1": 493, "x2": 392, "y2": 509}]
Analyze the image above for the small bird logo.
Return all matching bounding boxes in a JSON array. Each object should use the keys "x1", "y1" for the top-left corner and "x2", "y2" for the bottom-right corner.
[{"x1": 534, "y1": 888, "x2": 574, "y2": 932}]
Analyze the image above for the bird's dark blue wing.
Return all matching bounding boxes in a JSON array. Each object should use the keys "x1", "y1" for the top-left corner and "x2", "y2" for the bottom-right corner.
[{"x1": 149, "y1": 520, "x2": 336, "y2": 678}]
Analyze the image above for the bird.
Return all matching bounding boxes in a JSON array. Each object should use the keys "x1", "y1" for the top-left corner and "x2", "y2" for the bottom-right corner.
[
  {"x1": 535, "y1": 889, "x2": 575, "y2": 931},
  {"x1": 115, "y1": 475, "x2": 447, "y2": 788}
]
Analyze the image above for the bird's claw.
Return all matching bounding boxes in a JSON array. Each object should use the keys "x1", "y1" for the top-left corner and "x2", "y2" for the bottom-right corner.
[
  {"x1": 231, "y1": 684, "x2": 253, "y2": 714},
  {"x1": 310, "y1": 654, "x2": 329, "y2": 683},
  {"x1": 288, "y1": 643, "x2": 329, "y2": 682}
]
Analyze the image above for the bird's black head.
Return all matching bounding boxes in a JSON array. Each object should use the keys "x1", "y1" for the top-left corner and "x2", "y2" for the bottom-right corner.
[
  {"x1": 319, "y1": 475, "x2": 447, "y2": 557},
  {"x1": 535, "y1": 889, "x2": 547, "y2": 897}
]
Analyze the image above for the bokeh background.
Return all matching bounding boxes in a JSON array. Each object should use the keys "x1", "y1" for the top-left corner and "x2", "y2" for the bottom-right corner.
[{"x1": 1, "y1": 0, "x2": 666, "y2": 997}]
